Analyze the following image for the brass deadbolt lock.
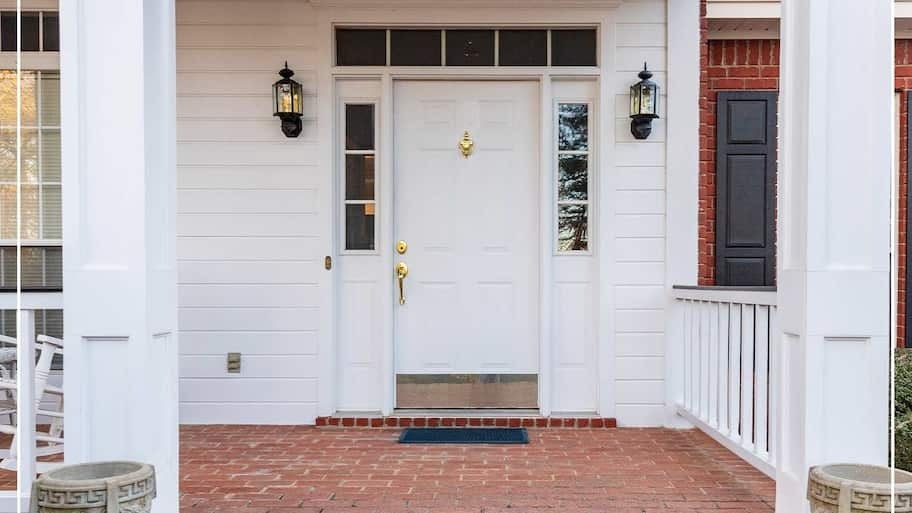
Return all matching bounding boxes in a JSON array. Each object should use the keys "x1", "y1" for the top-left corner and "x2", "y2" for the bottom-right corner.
[{"x1": 396, "y1": 240, "x2": 408, "y2": 254}]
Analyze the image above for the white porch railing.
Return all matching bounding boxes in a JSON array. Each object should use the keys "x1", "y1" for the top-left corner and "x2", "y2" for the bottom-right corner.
[
  {"x1": 0, "y1": 293, "x2": 64, "y2": 509},
  {"x1": 672, "y1": 285, "x2": 777, "y2": 479}
]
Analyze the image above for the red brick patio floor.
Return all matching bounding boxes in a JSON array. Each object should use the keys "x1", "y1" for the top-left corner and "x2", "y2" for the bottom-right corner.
[{"x1": 180, "y1": 426, "x2": 775, "y2": 513}]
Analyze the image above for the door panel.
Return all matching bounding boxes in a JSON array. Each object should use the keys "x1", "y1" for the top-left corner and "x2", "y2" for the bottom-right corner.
[
  {"x1": 715, "y1": 91, "x2": 777, "y2": 286},
  {"x1": 393, "y1": 81, "x2": 540, "y2": 401}
]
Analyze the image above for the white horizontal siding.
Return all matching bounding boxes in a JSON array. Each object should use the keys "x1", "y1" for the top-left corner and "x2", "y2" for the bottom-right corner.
[
  {"x1": 613, "y1": 0, "x2": 667, "y2": 427},
  {"x1": 176, "y1": 0, "x2": 322, "y2": 425},
  {"x1": 173, "y1": 0, "x2": 672, "y2": 428}
]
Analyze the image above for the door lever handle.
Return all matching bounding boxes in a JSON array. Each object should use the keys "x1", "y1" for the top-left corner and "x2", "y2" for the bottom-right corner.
[{"x1": 395, "y1": 262, "x2": 409, "y2": 305}]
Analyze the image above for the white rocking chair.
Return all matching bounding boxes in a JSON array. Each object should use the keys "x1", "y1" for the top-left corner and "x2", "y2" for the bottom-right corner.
[{"x1": 0, "y1": 334, "x2": 64, "y2": 473}]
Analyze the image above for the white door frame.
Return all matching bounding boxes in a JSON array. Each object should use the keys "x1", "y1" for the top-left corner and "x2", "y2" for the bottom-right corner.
[{"x1": 321, "y1": 10, "x2": 613, "y2": 417}]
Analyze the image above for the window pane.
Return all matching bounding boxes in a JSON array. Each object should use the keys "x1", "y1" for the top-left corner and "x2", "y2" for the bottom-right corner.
[
  {"x1": 22, "y1": 184, "x2": 39, "y2": 239},
  {"x1": 558, "y1": 103, "x2": 588, "y2": 151},
  {"x1": 43, "y1": 246, "x2": 61, "y2": 288},
  {"x1": 42, "y1": 184, "x2": 60, "y2": 239},
  {"x1": 558, "y1": 204, "x2": 588, "y2": 252},
  {"x1": 41, "y1": 129, "x2": 60, "y2": 182},
  {"x1": 20, "y1": 12, "x2": 38, "y2": 51},
  {"x1": 336, "y1": 29, "x2": 386, "y2": 66},
  {"x1": 22, "y1": 246, "x2": 44, "y2": 287},
  {"x1": 0, "y1": 246, "x2": 62, "y2": 289},
  {"x1": 551, "y1": 29, "x2": 597, "y2": 66},
  {"x1": 345, "y1": 204, "x2": 375, "y2": 250},
  {"x1": 445, "y1": 30, "x2": 494, "y2": 66},
  {"x1": 42, "y1": 13, "x2": 58, "y2": 52},
  {"x1": 0, "y1": 248, "x2": 11, "y2": 287},
  {"x1": 346, "y1": 155, "x2": 375, "y2": 201},
  {"x1": 0, "y1": 13, "x2": 13, "y2": 52},
  {"x1": 391, "y1": 30, "x2": 441, "y2": 66},
  {"x1": 0, "y1": 185, "x2": 12, "y2": 239},
  {"x1": 0, "y1": 71, "x2": 37, "y2": 128},
  {"x1": 499, "y1": 30, "x2": 547, "y2": 66},
  {"x1": 0, "y1": 129, "x2": 41, "y2": 192},
  {"x1": 345, "y1": 104, "x2": 374, "y2": 151},
  {"x1": 0, "y1": 129, "x2": 13, "y2": 182},
  {"x1": 558, "y1": 155, "x2": 588, "y2": 201},
  {"x1": 40, "y1": 73, "x2": 60, "y2": 126},
  {"x1": 20, "y1": 129, "x2": 38, "y2": 183}
]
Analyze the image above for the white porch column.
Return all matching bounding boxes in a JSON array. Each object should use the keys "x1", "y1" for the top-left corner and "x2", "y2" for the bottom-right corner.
[
  {"x1": 59, "y1": 0, "x2": 178, "y2": 510},
  {"x1": 777, "y1": 0, "x2": 892, "y2": 511},
  {"x1": 664, "y1": 0, "x2": 700, "y2": 428}
]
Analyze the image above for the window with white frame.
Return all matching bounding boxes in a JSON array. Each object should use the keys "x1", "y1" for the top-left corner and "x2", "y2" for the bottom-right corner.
[
  {"x1": 343, "y1": 103, "x2": 377, "y2": 251},
  {"x1": 556, "y1": 102, "x2": 590, "y2": 252},
  {"x1": 0, "y1": 69, "x2": 61, "y2": 289}
]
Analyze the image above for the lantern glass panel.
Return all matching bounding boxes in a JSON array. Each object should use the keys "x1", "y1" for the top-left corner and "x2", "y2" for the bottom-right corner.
[
  {"x1": 629, "y1": 84, "x2": 640, "y2": 116},
  {"x1": 292, "y1": 82, "x2": 303, "y2": 114},
  {"x1": 640, "y1": 84, "x2": 655, "y2": 115}
]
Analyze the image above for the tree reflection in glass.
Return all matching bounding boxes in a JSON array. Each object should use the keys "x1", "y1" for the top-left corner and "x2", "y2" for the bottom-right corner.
[
  {"x1": 558, "y1": 103, "x2": 588, "y2": 151},
  {"x1": 558, "y1": 205, "x2": 588, "y2": 251},
  {"x1": 556, "y1": 103, "x2": 590, "y2": 252}
]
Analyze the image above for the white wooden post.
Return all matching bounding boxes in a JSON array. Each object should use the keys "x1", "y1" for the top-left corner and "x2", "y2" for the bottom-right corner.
[
  {"x1": 777, "y1": 0, "x2": 893, "y2": 511},
  {"x1": 664, "y1": 0, "x2": 700, "y2": 428},
  {"x1": 16, "y1": 309, "x2": 35, "y2": 499},
  {"x1": 59, "y1": 0, "x2": 178, "y2": 511}
]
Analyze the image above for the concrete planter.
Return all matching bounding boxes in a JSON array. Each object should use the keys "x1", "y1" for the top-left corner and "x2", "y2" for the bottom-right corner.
[
  {"x1": 808, "y1": 464, "x2": 912, "y2": 512},
  {"x1": 30, "y1": 461, "x2": 156, "y2": 513}
]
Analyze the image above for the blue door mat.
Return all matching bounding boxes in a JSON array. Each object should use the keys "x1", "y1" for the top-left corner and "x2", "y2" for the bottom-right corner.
[{"x1": 398, "y1": 427, "x2": 529, "y2": 444}]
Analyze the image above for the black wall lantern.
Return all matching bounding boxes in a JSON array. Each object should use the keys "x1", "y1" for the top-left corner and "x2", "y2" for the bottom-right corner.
[
  {"x1": 629, "y1": 62, "x2": 659, "y2": 140},
  {"x1": 273, "y1": 62, "x2": 304, "y2": 137}
]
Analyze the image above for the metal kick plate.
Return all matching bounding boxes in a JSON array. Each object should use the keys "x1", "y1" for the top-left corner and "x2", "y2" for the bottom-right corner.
[{"x1": 396, "y1": 374, "x2": 538, "y2": 408}]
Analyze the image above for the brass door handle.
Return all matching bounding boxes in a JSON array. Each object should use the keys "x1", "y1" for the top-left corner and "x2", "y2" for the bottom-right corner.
[{"x1": 395, "y1": 262, "x2": 409, "y2": 305}]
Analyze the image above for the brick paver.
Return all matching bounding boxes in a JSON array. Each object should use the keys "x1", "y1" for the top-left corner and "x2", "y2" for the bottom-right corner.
[{"x1": 180, "y1": 426, "x2": 774, "y2": 512}]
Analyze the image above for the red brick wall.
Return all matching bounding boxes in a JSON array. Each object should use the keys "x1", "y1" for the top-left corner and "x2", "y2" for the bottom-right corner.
[
  {"x1": 698, "y1": 39, "x2": 780, "y2": 285},
  {"x1": 897, "y1": 40, "x2": 911, "y2": 347},
  {"x1": 698, "y1": 36, "x2": 911, "y2": 347}
]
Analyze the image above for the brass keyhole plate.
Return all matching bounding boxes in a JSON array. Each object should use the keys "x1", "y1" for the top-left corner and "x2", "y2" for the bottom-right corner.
[{"x1": 397, "y1": 240, "x2": 408, "y2": 254}]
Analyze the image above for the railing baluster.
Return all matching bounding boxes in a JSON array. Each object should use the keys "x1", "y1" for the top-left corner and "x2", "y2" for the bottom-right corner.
[
  {"x1": 691, "y1": 300, "x2": 700, "y2": 413},
  {"x1": 708, "y1": 301, "x2": 719, "y2": 428},
  {"x1": 729, "y1": 303, "x2": 742, "y2": 441},
  {"x1": 683, "y1": 299, "x2": 691, "y2": 410},
  {"x1": 754, "y1": 305, "x2": 770, "y2": 457},
  {"x1": 740, "y1": 303, "x2": 755, "y2": 451},
  {"x1": 719, "y1": 302, "x2": 731, "y2": 436},
  {"x1": 700, "y1": 301, "x2": 710, "y2": 421},
  {"x1": 767, "y1": 305, "x2": 778, "y2": 467}
]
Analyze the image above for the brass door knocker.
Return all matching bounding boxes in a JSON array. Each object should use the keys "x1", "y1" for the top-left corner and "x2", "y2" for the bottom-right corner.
[{"x1": 458, "y1": 130, "x2": 474, "y2": 158}]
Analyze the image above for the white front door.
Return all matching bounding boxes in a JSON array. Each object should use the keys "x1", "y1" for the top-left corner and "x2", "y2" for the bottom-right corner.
[{"x1": 393, "y1": 80, "x2": 540, "y2": 408}]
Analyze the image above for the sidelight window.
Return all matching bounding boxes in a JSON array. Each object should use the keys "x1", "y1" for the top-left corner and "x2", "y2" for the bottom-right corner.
[
  {"x1": 556, "y1": 102, "x2": 590, "y2": 252},
  {"x1": 343, "y1": 103, "x2": 377, "y2": 251}
]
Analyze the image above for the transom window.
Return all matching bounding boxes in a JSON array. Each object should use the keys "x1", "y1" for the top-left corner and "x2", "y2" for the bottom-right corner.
[
  {"x1": 0, "y1": 11, "x2": 59, "y2": 52},
  {"x1": 336, "y1": 28, "x2": 597, "y2": 67},
  {"x1": 556, "y1": 102, "x2": 591, "y2": 252}
]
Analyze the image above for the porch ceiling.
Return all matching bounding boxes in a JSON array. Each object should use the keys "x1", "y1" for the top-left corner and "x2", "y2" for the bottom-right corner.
[{"x1": 180, "y1": 426, "x2": 775, "y2": 512}]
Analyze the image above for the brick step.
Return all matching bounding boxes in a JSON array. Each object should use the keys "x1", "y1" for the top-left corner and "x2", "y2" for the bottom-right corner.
[{"x1": 315, "y1": 416, "x2": 617, "y2": 429}]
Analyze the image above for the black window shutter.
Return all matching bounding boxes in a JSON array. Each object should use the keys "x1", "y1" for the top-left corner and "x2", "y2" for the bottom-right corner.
[{"x1": 715, "y1": 91, "x2": 777, "y2": 286}]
